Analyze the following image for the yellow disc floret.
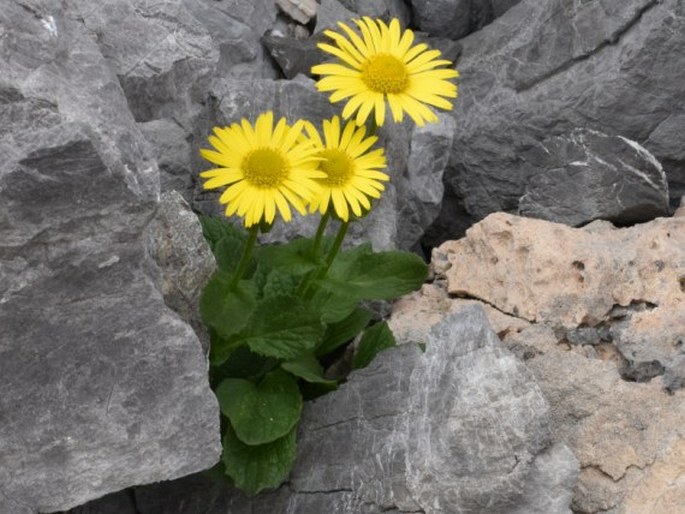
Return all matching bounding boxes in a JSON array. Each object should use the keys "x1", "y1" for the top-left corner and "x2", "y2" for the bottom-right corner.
[
  {"x1": 243, "y1": 148, "x2": 288, "y2": 188},
  {"x1": 361, "y1": 55, "x2": 409, "y2": 94}
]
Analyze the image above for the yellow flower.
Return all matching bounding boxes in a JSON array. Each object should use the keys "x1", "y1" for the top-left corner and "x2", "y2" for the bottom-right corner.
[
  {"x1": 312, "y1": 17, "x2": 459, "y2": 127},
  {"x1": 199, "y1": 112, "x2": 325, "y2": 227},
  {"x1": 304, "y1": 116, "x2": 388, "y2": 221}
]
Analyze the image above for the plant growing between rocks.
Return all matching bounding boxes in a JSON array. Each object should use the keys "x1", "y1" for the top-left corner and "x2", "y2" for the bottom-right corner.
[{"x1": 196, "y1": 17, "x2": 459, "y2": 494}]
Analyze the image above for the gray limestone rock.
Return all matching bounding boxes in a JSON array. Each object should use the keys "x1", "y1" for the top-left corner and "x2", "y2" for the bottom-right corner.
[
  {"x1": 261, "y1": 33, "x2": 325, "y2": 79},
  {"x1": 315, "y1": 0, "x2": 358, "y2": 33},
  {"x1": 144, "y1": 191, "x2": 215, "y2": 350},
  {"x1": 335, "y1": 0, "x2": 411, "y2": 26},
  {"x1": 74, "y1": 0, "x2": 218, "y2": 124},
  {"x1": 138, "y1": 118, "x2": 193, "y2": 198},
  {"x1": 410, "y1": 0, "x2": 471, "y2": 40},
  {"x1": 130, "y1": 306, "x2": 578, "y2": 513},
  {"x1": 0, "y1": 2, "x2": 220, "y2": 511},
  {"x1": 438, "y1": 0, "x2": 685, "y2": 236},
  {"x1": 518, "y1": 128, "x2": 669, "y2": 226}
]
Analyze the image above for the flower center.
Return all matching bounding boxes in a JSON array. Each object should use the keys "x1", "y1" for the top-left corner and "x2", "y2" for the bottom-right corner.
[
  {"x1": 242, "y1": 148, "x2": 288, "y2": 187},
  {"x1": 319, "y1": 149, "x2": 354, "y2": 186},
  {"x1": 361, "y1": 54, "x2": 409, "y2": 94}
]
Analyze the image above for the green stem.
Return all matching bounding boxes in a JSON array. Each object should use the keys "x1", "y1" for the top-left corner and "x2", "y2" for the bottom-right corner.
[
  {"x1": 301, "y1": 220, "x2": 349, "y2": 298},
  {"x1": 230, "y1": 225, "x2": 259, "y2": 290},
  {"x1": 323, "y1": 221, "x2": 348, "y2": 271},
  {"x1": 312, "y1": 212, "x2": 330, "y2": 262}
]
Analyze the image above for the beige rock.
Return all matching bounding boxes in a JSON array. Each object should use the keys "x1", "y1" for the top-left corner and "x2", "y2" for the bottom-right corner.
[
  {"x1": 276, "y1": 0, "x2": 318, "y2": 24},
  {"x1": 393, "y1": 212, "x2": 685, "y2": 513},
  {"x1": 434, "y1": 212, "x2": 684, "y2": 329}
]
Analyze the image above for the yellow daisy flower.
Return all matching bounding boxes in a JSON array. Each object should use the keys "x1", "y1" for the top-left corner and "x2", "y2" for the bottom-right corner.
[
  {"x1": 199, "y1": 112, "x2": 325, "y2": 227},
  {"x1": 304, "y1": 116, "x2": 388, "y2": 221},
  {"x1": 312, "y1": 17, "x2": 459, "y2": 127}
]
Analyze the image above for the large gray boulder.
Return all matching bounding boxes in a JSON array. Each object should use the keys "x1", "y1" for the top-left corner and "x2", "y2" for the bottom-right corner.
[
  {"x1": 0, "y1": 2, "x2": 220, "y2": 512},
  {"x1": 438, "y1": 0, "x2": 685, "y2": 237},
  {"x1": 518, "y1": 128, "x2": 669, "y2": 226},
  {"x1": 130, "y1": 306, "x2": 577, "y2": 513}
]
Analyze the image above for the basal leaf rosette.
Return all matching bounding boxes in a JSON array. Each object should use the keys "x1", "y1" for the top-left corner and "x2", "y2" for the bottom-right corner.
[
  {"x1": 303, "y1": 115, "x2": 388, "y2": 221},
  {"x1": 200, "y1": 111, "x2": 325, "y2": 227},
  {"x1": 312, "y1": 17, "x2": 459, "y2": 127}
]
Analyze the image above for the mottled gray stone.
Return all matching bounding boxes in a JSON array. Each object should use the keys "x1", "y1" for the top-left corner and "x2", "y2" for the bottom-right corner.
[
  {"x1": 129, "y1": 306, "x2": 577, "y2": 513},
  {"x1": 261, "y1": 33, "x2": 325, "y2": 79},
  {"x1": 518, "y1": 128, "x2": 669, "y2": 226},
  {"x1": 144, "y1": 191, "x2": 215, "y2": 350},
  {"x1": 0, "y1": 2, "x2": 220, "y2": 511},
  {"x1": 438, "y1": 0, "x2": 685, "y2": 236},
  {"x1": 409, "y1": 0, "x2": 523, "y2": 40},
  {"x1": 410, "y1": 0, "x2": 471, "y2": 40},
  {"x1": 74, "y1": 0, "x2": 218, "y2": 124},
  {"x1": 315, "y1": 0, "x2": 358, "y2": 33},
  {"x1": 138, "y1": 118, "x2": 193, "y2": 198},
  {"x1": 335, "y1": 0, "x2": 411, "y2": 26}
]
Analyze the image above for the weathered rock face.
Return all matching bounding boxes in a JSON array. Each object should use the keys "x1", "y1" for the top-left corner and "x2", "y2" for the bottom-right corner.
[
  {"x1": 436, "y1": 0, "x2": 685, "y2": 238},
  {"x1": 126, "y1": 306, "x2": 578, "y2": 514},
  {"x1": 518, "y1": 128, "x2": 669, "y2": 226},
  {"x1": 393, "y1": 212, "x2": 685, "y2": 513},
  {"x1": 0, "y1": 2, "x2": 220, "y2": 512}
]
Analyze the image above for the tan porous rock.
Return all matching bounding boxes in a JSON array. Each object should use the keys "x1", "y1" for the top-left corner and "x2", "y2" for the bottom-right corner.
[{"x1": 434, "y1": 212, "x2": 684, "y2": 329}]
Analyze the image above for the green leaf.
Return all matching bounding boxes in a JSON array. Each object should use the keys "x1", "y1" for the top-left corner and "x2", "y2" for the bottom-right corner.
[
  {"x1": 316, "y1": 306, "x2": 372, "y2": 356},
  {"x1": 352, "y1": 321, "x2": 397, "y2": 370},
  {"x1": 322, "y1": 247, "x2": 428, "y2": 301},
  {"x1": 258, "y1": 237, "x2": 320, "y2": 275},
  {"x1": 262, "y1": 268, "x2": 302, "y2": 298},
  {"x1": 216, "y1": 369, "x2": 302, "y2": 445},
  {"x1": 222, "y1": 423, "x2": 297, "y2": 495},
  {"x1": 235, "y1": 296, "x2": 325, "y2": 360},
  {"x1": 210, "y1": 345, "x2": 278, "y2": 383},
  {"x1": 200, "y1": 272, "x2": 257, "y2": 342},
  {"x1": 281, "y1": 352, "x2": 337, "y2": 385},
  {"x1": 199, "y1": 215, "x2": 246, "y2": 253},
  {"x1": 214, "y1": 235, "x2": 246, "y2": 273},
  {"x1": 310, "y1": 288, "x2": 359, "y2": 324}
]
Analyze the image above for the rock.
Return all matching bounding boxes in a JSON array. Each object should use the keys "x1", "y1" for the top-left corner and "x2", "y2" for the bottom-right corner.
[
  {"x1": 74, "y1": 0, "x2": 218, "y2": 124},
  {"x1": 518, "y1": 128, "x2": 669, "y2": 226},
  {"x1": 128, "y1": 306, "x2": 578, "y2": 513},
  {"x1": 410, "y1": 0, "x2": 471, "y2": 40},
  {"x1": 334, "y1": 0, "x2": 411, "y2": 27},
  {"x1": 506, "y1": 326, "x2": 685, "y2": 514},
  {"x1": 434, "y1": 212, "x2": 685, "y2": 382},
  {"x1": 400, "y1": 212, "x2": 685, "y2": 513},
  {"x1": 409, "y1": 0, "x2": 523, "y2": 40},
  {"x1": 276, "y1": 0, "x2": 318, "y2": 25},
  {"x1": 438, "y1": 0, "x2": 685, "y2": 236},
  {"x1": 0, "y1": 2, "x2": 220, "y2": 511},
  {"x1": 314, "y1": 0, "x2": 358, "y2": 33},
  {"x1": 144, "y1": 191, "x2": 215, "y2": 349},
  {"x1": 261, "y1": 33, "x2": 325, "y2": 79},
  {"x1": 138, "y1": 118, "x2": 193, "y2": 198}
]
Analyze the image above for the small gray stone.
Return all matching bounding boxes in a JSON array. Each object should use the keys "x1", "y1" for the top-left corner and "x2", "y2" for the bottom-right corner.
[
  {"x1": 261, "y1": 33, "x2": 325, "y2": 79},
  {"x1": 335, "y1": 0, "x2": 411, "y2": 27},
  {"x1": 518, "y1": 129, "x2": 670, "y2": 226},
  {"x1": 276, "y1": 0, "x2": 318, "y2": 24},
  {"x1": 315, "y1": 0, "x2": 358, "y2": 33},
  {"x1": 411, "y1": 0, "x2": 471, "y2": 40}
]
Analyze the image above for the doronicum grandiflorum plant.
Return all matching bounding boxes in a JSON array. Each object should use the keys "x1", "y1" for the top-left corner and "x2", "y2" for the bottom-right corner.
[{"x1": 197, "y1": 17, "x2": 459, "y2": 495}]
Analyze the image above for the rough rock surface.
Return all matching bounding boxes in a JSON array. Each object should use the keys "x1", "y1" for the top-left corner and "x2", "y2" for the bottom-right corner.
[
  {"x1": 518, "y1": 128, "x2": 669, "y2": 226},
  {"x1": 125, "y1": 306, "x2": 578, "y2": 514},
  {"x1": 409, "y1": 0, "x2": 523, "y2": 40},
  {"x1": 393, "y1": 212, "x2": 685, "y2": 513},
  {"x1": 0, "y1": 2, "x2": 220, "y2": 512},
  {"x1": 144, "y1": 191, "x2": 215, "y2": 348},
  {"x1": 436, "y1": 0, "x2": 685, "y2": 238}
]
